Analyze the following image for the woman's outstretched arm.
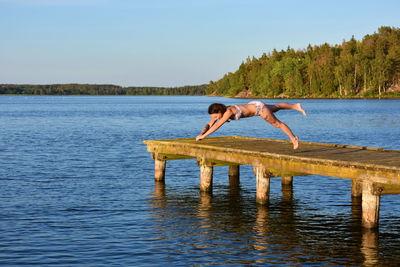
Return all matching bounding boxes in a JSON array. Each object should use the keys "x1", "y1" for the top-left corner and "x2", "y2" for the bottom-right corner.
[
  {"x1": 199, "y1": 123, "x2": 211, "y2": 135},
  {"x1": 196, "y1": 110, "x2": 232, "y2": 141},
  {"x1": 198, "y1": 116, "x2": 217, "y2": 136}
]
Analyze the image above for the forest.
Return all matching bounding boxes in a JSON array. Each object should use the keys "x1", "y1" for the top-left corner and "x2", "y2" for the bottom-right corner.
[
  {"x1": 2, "y1": 27, "x2": 399, "y2": 98},
  {"x1": 0, "y1": 84, "x2": 207, "y2": 96},
  {"x1": 207, "y1": 26, "x2": 400, "y2": 98}
]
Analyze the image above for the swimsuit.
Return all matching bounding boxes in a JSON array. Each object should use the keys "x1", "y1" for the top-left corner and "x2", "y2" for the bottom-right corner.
[
  {"x1": 231, "y1": 105, "x2": 243, "y2": 120},
  {"x1": 248, "y1": 101, "x2": 265, "y2": 116},
  {"x1": 230, "y1": 101, "x2": 266, "y2": 120}
]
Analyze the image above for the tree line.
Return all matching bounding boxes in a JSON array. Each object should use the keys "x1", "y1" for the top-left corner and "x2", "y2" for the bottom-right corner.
[
  {"x1": 0, "y1": 84, "x2": 208, "y2": 96},
  {"x1": 3, "y1": 27, "x2": 399, "y2": 98},
  {"x1": 207, "y1": 26, "x2": 400, "y2": 98}
]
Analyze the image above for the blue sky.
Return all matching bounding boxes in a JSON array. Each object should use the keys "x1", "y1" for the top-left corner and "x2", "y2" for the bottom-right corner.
[{"x1": 1, "y1": 0, "x2": 399, "y2": 87}]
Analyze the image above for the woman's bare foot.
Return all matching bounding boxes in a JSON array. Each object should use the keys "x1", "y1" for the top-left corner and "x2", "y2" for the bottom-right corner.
[
  {"x1": 291, "y1": 136, "x2": 299, "y2": 150},
  {"x1": 295, "y1": 103, "x2": 307, "y2": 116}
]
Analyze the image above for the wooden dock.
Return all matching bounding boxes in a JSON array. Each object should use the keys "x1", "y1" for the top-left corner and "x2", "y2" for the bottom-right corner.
[{"x1": 144, "y1": 136, "x2": 400, "y2": 229}]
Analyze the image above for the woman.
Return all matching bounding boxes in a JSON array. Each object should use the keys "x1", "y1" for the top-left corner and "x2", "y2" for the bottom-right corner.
[{"x1": 196, "y1": 101, "x2": 306, "y2": 149}]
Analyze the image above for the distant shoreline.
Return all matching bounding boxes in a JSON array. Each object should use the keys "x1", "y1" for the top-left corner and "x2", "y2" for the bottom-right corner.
[
  {"x1": 0, "y1": 84, "x2": 208, "y2": 96},
  {"x1": 1, "y1": 82, "x2": 399, "y2": 99},
  {"x1": 1, "y1": 93, "x2": 399, "y2": 99}
]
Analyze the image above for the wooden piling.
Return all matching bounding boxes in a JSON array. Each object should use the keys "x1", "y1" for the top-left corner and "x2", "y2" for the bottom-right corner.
[
  {"x1": 228, "y1": 165, "x2": 240, "y2": 187},
  {"x1": 281, "y1": 176, "x2": 293, "y2": 201},
  {"x1": 254, "y1": 166, "x2": 271, "y2": 205},
  {"x1": 282, "y1": 176, "x2": 293, "y2": 186},
  {"x1": 362, "y1": 180, "x2": 381, "y2": 229},
  {"x1": 200, "y1": 164, "x2": 213, "y2": 192},
  {"x1": 154, "y1": 159, "x2": 166, "y2": 181},
  {"x1": 352, "y1": 179, "x2": 362, "y2": 198}
]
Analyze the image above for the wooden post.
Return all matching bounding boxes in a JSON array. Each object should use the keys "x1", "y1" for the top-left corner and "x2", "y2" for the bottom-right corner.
[
  {"x1": 362, "y1": 180, "x2": 381, "y2": 229},
  {"x1": 351, "y1": 195, "x2": 362, "y2": 222},
  {"x1": 254, "y1": 166, "x2": 271, "y2": 205},
  {"x1": 200, "y1": 164, "x2": 213, "y2": 192},
  {"x1": 352, "y1": 179, "x2": 362, "y2": 198},
  {"x1": 281, "y1": 176, "x2": 293, "y2": 202},
  {"x1": 228, "y1": 165, "x2": 240, "y2": 187},
  {"x1": 281, "y1": 176, "x2": 293, "y2": 186},
  {"x1": 154, "y1": 159, "x2": 166, "y2": 181},
  {"x1": 351, "y1": 179, "x2": 363, "y2": 224}
]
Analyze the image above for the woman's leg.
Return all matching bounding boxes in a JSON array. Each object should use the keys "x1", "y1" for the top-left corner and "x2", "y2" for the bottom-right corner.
[
  {"x1": 260, "y1": 107, "x2": 299, "y2": 149},
  {"x1": 268, "y1": 102, "x2": 306, "y2": 116}
]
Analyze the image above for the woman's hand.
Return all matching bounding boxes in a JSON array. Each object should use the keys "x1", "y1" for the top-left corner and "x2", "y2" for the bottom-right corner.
[{"x1": 196, "y1": 135, "x2": 204, "y2": 141}]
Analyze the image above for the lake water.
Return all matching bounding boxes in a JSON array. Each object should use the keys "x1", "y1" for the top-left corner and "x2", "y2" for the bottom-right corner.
[{"x1": 1, "y1": 96, "x2": 400, "y2": 266}]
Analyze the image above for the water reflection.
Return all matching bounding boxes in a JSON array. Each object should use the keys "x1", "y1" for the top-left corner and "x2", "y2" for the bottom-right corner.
[
  {"x1": 253, "y1": 205, "x2": 270, "y2": 253},
  {"x1": 198, "y1": 192, "x2": 213, "y2": 236},
  {"x1": 361, "y1": 229, "x2": 379, "y2": 266},
  {"x1": 153, "y1": 181, "x2": 166, "y2": 199},
  {"x1": 150, "y1": 178, "x2": 382, "y2": 265}
]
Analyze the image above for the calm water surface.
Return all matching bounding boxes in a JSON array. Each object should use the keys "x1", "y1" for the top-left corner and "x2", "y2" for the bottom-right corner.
[{"x1": 1, "y1": 96, "x2": 400, "y2": 266}]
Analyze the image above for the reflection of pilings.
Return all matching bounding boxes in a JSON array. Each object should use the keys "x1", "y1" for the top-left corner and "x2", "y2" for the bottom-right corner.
[
  {"x1": 154, "y1": 181, "x2": 166, "y2": 198},
  {"x1": 361, "y1": 229, "x2": 379, "y2": 266},
  {"x1": 198, "y1": 191, "x2": 213, "y2": 231},
  {"x1": 199, "y1": 191, "x2": 212, "y2": 208},
  {"x1": 152, "y1": 181, "x2": 167, "y2": 209},
  {"x1": 253, "y1": 204, "x2": 270, "y2": 252},
  {"x1": 255, "y1": 204, "x2": 269, "y2": 233}
]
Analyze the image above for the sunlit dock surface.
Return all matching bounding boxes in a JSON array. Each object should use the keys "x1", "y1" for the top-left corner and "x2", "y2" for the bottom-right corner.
[{"x1": 144, "y1": 136, "x2": 400, "y2": 229}]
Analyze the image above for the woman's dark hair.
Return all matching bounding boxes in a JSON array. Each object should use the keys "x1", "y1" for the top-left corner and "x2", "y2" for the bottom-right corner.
[{"x1": 208, "y1": 103, "x2": 227, "y2": 114}]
